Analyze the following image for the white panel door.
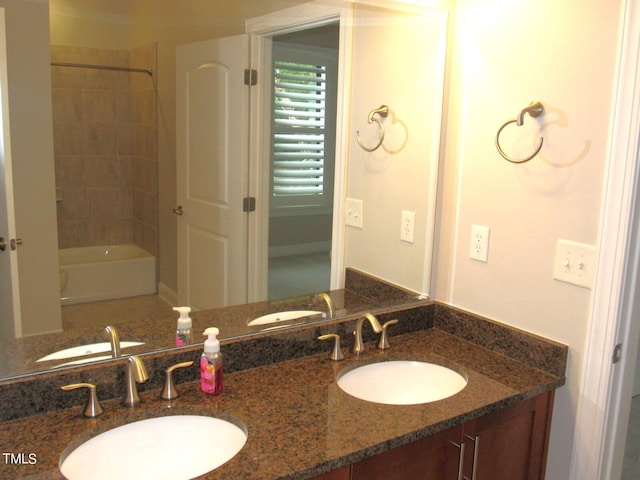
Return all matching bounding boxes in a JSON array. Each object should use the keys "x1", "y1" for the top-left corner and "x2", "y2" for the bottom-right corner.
[{"x1": 176, "y1": 35, "x2": 249, "y2": 310}]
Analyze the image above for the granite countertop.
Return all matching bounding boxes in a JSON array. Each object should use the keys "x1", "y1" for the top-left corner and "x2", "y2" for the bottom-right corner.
[{"x1": 0, "y1": 327, "x2": 564, "y2": 480}]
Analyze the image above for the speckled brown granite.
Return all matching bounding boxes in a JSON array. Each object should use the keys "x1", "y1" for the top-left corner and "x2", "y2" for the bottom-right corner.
[
  {"x1": 434, "y1": 304, "x2": 567, "y2": 378},
  {"x1": 345, "y1": 268, "x2": 424, "y2": 304},
  {"x1": 0, "y1": 305, "x2": 434, "y2": 422},
  {"x1": 0, "y1": 325, "x2": 565, "y2": 480},
  {"x1": 0, "y1": 268, "x2": 422, "y2": 380}
]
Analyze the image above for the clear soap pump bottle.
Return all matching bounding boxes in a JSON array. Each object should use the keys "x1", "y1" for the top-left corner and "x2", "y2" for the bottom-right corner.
[
  {"x1": 173, "y1": 306, "x2": 192, "y2": 346},
  {"x1": 200, "y1": 327, "x2": 223, "y2": 395}
]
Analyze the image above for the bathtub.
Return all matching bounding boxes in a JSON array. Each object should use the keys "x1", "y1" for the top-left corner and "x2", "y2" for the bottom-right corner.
[{"x1": 59, "y1": 244, "x2": 156, "y2": 305}]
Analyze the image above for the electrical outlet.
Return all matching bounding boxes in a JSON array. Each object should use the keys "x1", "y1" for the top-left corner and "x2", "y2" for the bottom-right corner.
[
  {"x1": 401, "y1": 210, "x2": 416, "y2": 243},
  {"x1": 470, "y1": 224, "x2": 490, "y2": 262},
  {"x1": 345, "y1": 198, "x2": 363, "y2": 228},
  {"x1": 553, "y1": 239, "x2": 597, "y2": 288}
]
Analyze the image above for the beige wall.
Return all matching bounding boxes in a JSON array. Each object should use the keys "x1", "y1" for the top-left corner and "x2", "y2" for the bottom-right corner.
[
  {"x1": 437, "y1": 0, "x2": 622, "y2": 477},
  {"x1": 0, "y1": 0, "x2": 61, "y2": 336},
  {"x1": 345, "y1": 3, "x2": 447, "y2": 294}
]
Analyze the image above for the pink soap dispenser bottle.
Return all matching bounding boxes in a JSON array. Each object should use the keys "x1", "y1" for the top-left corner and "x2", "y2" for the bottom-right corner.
[{"x1": 200, "y1": 327, "x2": 223, "y2": 395}]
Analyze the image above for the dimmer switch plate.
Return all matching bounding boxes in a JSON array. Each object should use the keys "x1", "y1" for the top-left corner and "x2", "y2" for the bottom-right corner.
[
  {"x1": 553, "y1": 239, "x2": 597, "y2": 289},
  {"x1": 346, "y1": 198, "x2": 363, "y2": 228}
]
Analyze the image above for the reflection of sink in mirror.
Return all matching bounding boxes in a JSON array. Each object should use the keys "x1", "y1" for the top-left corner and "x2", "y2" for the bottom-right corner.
[
  {"x1": 247, "y1": 310, "x2": 324, "y2": 326},
  {"x1": 337, "y1": 361, "x2": 467, "y2": 405},
  {"x1": 60, "y1": 414, "x2": 247, "y2": 480},
  {"x1": 36, "y1": 341, "x2": 144, "y2": 362}
]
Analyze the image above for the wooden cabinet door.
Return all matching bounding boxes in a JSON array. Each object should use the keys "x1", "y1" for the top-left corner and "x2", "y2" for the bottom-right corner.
[
  {"x1": 318, "y1": 391, "x2": 554, "y2": 480},
  {"x1": 351, "y1": 426, "x2": 463, "y2": 480},
  {"x1": 310, "y1": 466, "x2": 351, "y2": 480},
  {"x1": 462, "y1": 391, "x2": 554, "y2": 480}
]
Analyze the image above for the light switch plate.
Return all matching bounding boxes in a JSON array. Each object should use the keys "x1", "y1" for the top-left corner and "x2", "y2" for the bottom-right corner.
[
  {"x1": 345, "y1": 198, "x2": 363, "y2": 228},
  {"x1": 553, "y1": 239, "x2": 597, "y2": 289}
]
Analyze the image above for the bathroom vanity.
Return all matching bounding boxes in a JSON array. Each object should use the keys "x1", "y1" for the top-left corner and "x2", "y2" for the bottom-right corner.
[
  {"x1": 0, "y1": 302, "x2": 566, "y2": 480},
  {"x1": 317, "y1": 391, "x2": 553, "y2": 480}
]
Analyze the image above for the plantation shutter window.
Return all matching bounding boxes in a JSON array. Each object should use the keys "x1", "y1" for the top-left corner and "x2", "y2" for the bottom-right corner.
[{"x1": 270, "y1": 42, "x2": 337, "y2": 212}]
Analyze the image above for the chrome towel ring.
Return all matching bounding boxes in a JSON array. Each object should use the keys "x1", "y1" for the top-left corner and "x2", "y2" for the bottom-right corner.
[
  {"x1": 356, "y1": 105, "x2": 389, "y2": 152},
  {"x1": 496, "y1": 101, "x2": 545, "y2": 163}
]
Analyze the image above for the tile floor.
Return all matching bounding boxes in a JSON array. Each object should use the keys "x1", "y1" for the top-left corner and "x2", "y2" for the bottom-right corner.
[{"x1": 61, "y1": 294, "x2": 174, "y2": 330}]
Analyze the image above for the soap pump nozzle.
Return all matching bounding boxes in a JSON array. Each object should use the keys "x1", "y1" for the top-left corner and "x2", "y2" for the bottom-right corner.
[
  {"x1": 203, "y1": 327, "x2": 220, "y2": 354},
  {"x1": 173, "y1": 306, "x2": 192, "y2": 346}
]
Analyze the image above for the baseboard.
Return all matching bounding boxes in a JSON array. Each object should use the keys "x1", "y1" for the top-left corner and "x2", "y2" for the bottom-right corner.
[
  {"x1": 157, "y1": 281, "x2": 177, "y2": 307},
  {"x1": 269, "y1": 241, "x2": 331, "y2": 258}
]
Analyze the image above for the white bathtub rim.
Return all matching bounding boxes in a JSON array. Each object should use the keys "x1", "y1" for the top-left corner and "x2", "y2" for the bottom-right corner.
[{"x1": 59, "y1": 244, "x2": 157, "y2": 305}]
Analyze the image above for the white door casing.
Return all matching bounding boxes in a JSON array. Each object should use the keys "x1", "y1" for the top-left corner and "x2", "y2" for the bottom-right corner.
[
  {"x1": 245, "y1": 0, "x2": 353, "y2": 301},
  {"x1": 176, "y1": 35, "x2": 249, "y2": 310},
  {"x1": 570, "y1": 0, "x2": 640, "y2": 477}
]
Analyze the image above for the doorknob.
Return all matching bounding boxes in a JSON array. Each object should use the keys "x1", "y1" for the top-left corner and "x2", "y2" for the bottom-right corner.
[
  {"x1": 172, "y1": 205, "x2": 184, "y2": 216},
  {"x1": 0, "y1": 237, "x2": 22, "y2": 251}
]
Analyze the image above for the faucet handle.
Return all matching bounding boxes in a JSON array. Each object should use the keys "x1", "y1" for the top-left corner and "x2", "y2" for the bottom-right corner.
[
  {"x1": 161, "y1": 360, "x2": 194, "y2": 400},
  {"x1": 318, "y1": 334, "x2": 344, "y2": 361},
  {"x1": 61, "y1": 383, "x2": 104, "y2": 418},
  {"x1": 377, "y1": 319, "x2": 399, "y2": 350}
]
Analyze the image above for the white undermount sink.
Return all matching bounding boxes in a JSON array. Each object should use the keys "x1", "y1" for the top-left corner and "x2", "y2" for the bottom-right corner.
[
  {"x1": 247, "y1": 310, "x2": 323, "y2": 326},
  {"x1": 60, "y1": 415, "x2": 247, "y2": 480},
  {"x1": 337, "y1": 360, "x2": 467, "y2": 405},
  {"x1": 37, "y1": 341, "x2": 144, "y2": 363}
]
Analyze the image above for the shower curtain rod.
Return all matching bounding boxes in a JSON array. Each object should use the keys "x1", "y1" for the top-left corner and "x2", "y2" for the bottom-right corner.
[{"x1": 50, "y1": 61, "x2": 153, "y2": 76}]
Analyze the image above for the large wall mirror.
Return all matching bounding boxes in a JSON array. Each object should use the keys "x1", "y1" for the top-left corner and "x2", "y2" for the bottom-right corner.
[{"x1": 0, "y1": 0, "x2": 448, "y2": 379}]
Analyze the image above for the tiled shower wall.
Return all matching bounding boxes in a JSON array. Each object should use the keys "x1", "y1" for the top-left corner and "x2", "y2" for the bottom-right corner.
[{"x1": 51, "y1": 43, "x2": 158, "y2": 257}]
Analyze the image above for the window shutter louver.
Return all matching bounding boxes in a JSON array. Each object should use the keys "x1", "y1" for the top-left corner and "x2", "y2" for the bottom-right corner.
[{"x1": 272, "y1": 61, "x2": 327, "y2": 197}]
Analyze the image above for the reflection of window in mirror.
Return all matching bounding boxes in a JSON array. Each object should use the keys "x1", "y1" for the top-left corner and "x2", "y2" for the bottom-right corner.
[{"x1": 268, "y1": 27, "x2": 339, "y2": 300}]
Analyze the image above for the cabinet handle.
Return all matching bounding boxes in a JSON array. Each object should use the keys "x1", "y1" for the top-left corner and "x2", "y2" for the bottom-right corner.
[
  {"x1": 463, "y1": 434, "x2": 480, "y2": 480},
  {"x1": 450, "y1": 441, "x2": 466, "y2": 480}
]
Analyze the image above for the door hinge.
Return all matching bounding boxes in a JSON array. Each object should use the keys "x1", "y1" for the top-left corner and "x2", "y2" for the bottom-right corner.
[
  {"x1": 243, "y1": 197, "x2": 256, "y2": 212},
  {"x1": 244, "y1": 69, "x2": 257, "y2": 86},
  {"x1": 612, "y1": 343, "x2": 623, "y2": 364}
]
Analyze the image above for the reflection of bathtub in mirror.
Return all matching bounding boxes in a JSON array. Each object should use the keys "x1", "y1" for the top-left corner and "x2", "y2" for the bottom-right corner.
[{"x1": 59, "y1": 244, "x2": 156, "y2": 305}]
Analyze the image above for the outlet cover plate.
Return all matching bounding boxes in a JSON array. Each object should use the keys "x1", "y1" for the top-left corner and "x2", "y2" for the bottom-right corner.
[
  {"x1": 470, "y1": 224, "x2": 490, "y2": 262},
  {"x1": 553, "y1": 239, "x2": 597, "y2": 289},
  {"x1": 401, "y1": 210, "x2": 416, "y2": 243}
]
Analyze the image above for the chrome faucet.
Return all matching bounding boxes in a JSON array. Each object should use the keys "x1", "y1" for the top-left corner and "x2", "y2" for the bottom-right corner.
[
  {"x1": 353, "y1": 313, "x2": 382, "y2": 355},
  {"x1": 104, "y1": 325, "x2": 121, "y2": 358},
  {"x1": 314, "y1": 292, "x2": 335, "y2": 318},
  {"x1": 123, "y1": 356, "x2": 148, "y2": 407}
]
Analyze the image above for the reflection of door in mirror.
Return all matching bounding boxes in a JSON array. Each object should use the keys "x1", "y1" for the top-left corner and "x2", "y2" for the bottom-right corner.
[
  {"x1": 176, "y1": 35, "x2": 249, "y2": 311},
  {"x1": 176, "y1": 24, "x2": 339, "y2": 309},
  {"x1": 267, "y1": 27, "x2": 338, "y2": 300}
]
